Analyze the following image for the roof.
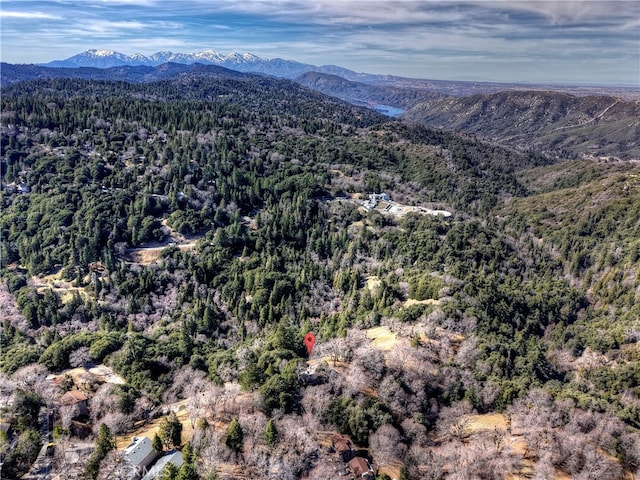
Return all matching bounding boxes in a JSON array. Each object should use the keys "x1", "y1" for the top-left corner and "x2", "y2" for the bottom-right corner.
[
  {"x1": 331, "y1": 433, "x2": 354, "y2": 453},
  {"x1": 60, "y1": 390, "x2": 88, "y2": 405},
  {"x1": 348, "y1": 457, "x2": 371, "y2": 477},
  {"x1": 124, "y1": 436, "x2": 156, "y2": 467},
  {"x1": 141, "y1": 450, "x2": 184, "y2": 480}
]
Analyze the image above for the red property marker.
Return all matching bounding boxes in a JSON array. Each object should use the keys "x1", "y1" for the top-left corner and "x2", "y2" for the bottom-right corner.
[{"x1": 304, "y1": 332, "x2": 316, "y2": 357}]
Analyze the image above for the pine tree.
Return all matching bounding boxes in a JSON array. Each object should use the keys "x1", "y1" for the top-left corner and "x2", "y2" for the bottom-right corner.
[
  {"x1": 264, "y1": 419, "x2": 278, "y2": 447},
  {"x1": 153, "y1": 433, "x2": 163, "y2": 454},
  {"x1": 177, "y1": 463, "x2": 200, "y2": 480},
  {"x1": 182, "y1": 442, "x2": 195, "y2": 464},
  {"x1": 85, "y1": 424, "x2": 114, "y2": 479},
  {"x1": 225, "y1": 418, "x2": 243, "y2": 453},
  {"x1": 159, "y1": 412, "x2": 183, "y2": 449},
  {"x1": 160, "y1": 462, "x2": 179, "y2": 480},
  {"x1": 95, "y1": 423, "x2": 115, "y2": 457}
]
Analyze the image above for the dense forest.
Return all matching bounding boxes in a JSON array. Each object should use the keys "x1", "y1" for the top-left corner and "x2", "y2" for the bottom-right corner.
[{"x1": 1, "y1": 73, "x2": 639, "y2": 480}]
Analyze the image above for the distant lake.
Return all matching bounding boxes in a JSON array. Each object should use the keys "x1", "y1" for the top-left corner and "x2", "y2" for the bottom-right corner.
[{"x1": 372, "y1": 105, "x2": 405, "y2": 117}]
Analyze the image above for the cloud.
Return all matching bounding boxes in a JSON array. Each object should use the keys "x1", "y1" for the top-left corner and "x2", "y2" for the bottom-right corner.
[
  {"x1": 83, "y1": 0, "x2": 158, "y2": 5},
  {"x1": 0, "y1": 11, "x2": 63, "y2": 20},
  {"x1": 209, "y1": 0, "x2": 467, "y2": 26},
  {"x1": 86, "y1": 20, "x2": 149, "y2": 31},
  {"x1": 1, "y1": 0, "x2": 637, "y2": 84},
  {"x1": 62, "y1": 18, "x2": 182, "y2": 39},
  {"x1": 494, "y1": 0, "x2": 639, "y2": 24},
  {"x1": 100, "y1": 37, "x2": 191, "y2": 52}
]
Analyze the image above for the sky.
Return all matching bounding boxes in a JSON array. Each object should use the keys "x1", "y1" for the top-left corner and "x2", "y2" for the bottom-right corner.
[{"x1": 1, "y1": 0, "x2": 639, "y2": 85}]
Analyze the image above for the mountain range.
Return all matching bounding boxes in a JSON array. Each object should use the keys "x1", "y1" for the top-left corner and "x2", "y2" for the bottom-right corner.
[
  {"x1": 4, "y1": 49, "x2": 639, "y2": 160},
  {"x1": 42, "y1": 48, "x2": 366, "y2": 81},
  {"x1": 39, "y1": 49, "x2": 640, "y2": 100}
]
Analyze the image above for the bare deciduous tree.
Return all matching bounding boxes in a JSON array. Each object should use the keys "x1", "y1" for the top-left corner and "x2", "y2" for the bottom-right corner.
[
  {"x1": 436, "y1": 401, "x2": 473, "y2": 442},
  {"x1": 60, "y1": 402, "x2": 83, "y2": 429},
  {"x1": 574, "y1": 448, "x2": 622, "y2": 480},
  {"x1": 618, "y1": 431, "x2": 640, "y2": 473},
  {"x1": 162, "y1": 366, "x2": 205, "y2": 404},
  {"x1": 69, "y1": 346, "x2": 91, "y2": 368},
  {"x1": 89, "y1": 384, "x2": 118, "y2": 424},
  {"x1": 0, "y1": 373, "x2": 17, "y2": 410},
  {"x1": 369, "y1": 423, "x2": 407, "y2": 468},
  {"x1": 201, "y1": 384, "x2": 225, "y2": 422},
  {"x1": 378, "y1": 375, "x2": 409, "y2": 416},
  {"x1": 97, "y1": 411, "x2": 133, "y2": 435},
  {"x1": 300, "y1": 383, "x2": 334, "y2": 419}
]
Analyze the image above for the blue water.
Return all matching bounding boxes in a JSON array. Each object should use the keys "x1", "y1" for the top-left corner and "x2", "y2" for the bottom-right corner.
[{"x1": 372, "y1": 105, "x2": 405, "y2": 117}]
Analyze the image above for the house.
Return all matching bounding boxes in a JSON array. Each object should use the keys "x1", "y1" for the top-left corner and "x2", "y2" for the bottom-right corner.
[
  {"x1": 141, "y1": 450, "x2": 184, "y2": 480},
  {"x1": 331, "y1": 433, "x2": 356, "y2": 462},
  {"x1": 362, "y1": 193, "x2": 391, "y2": 210},
  {"x1": 60, "y1": 390, "x2": 89, "y2": 416},
  {"x1": 348, "y1": 456, "x2": 374, "y2": 479},
  {"x1": 124, "y1": 436, "x2": 157, "y2": 476}
]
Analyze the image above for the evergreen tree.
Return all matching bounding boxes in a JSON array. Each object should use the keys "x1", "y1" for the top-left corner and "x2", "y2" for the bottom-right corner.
[
  {"x1": 159, "y1": 412, "x2": 183, "y2": 449},
  {"x1": 85, "y1": 424, "x2": 114, "y2": 479},
  {"x1": 160, "y1": 462, "x2": 179, "y2": 480},
  {"x1": 96, "y1": 424, "x2": 115, "y2": 454},
  {"x1": 177, "y1": 463, "x2": 200, "y2": 480},
  {"x1": 398, "y1": 466, "x2": 409, "y2": 480},
  {"x1": 182, "y1": 442, "x2": 196, "y2": 464},
  {"x1": 265, "y1": 419, "x2": 278, "y2": 447},
  {"x1": 225, "y1": 418, "x2": 243, "y2": 453},
  {"x1": 153, "y1": 433, "x2": 164, "y2": 454}
]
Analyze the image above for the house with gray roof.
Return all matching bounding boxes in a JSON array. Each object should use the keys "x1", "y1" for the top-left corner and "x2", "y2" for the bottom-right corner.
[
  {"x1": 124, "y1": 436, "x2": 157, "y2": 477},
  {"x1": 141, "y1": 450, "x2": 184, "y2": 480}
]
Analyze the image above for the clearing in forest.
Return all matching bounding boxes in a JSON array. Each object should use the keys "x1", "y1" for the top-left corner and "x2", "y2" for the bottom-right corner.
[
  {"x1": 127, "y1": 242, "x2": 196, "y2": 266},
  {"x1": 463, "y1": 413, "x2": 508, "y2": 433},
  {"x1": 366, "y1": 326, "x2": 398, "y2": 351},
  {"x1": 404, "y1": 298, "x2": 440, "y2": 307},
  {"x1": 32, "y1": 270, "x2": 89, "y2": 304},
  {"x1": 377, "y1": 460, "x2": 404, "y2": 480},
  {"x1": 48, "y1": 364, "x2": 126, "y2": 387},
  {"x1": 115, "y1": 400, "x2": 192, "y2": 450}
]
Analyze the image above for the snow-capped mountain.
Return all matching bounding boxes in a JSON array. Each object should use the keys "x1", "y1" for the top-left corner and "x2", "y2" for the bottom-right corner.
[
  {"x1": 42, "y1": 49, "x2": 362, "y2": 80},
  {"x1": 43, "y1": 49, "x2": 149, "y2": 68}
]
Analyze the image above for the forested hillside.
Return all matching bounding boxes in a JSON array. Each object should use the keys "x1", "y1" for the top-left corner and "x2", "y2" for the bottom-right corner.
[
  {"x1": 402, "y1": 90, "x2": 640, "y2": 160},
  {"x1": 1, "y1": 74, "x2": 638, "y2": 480},
  {"x1": 295, "y1": 71, "x2": 445, "y2": 110}
]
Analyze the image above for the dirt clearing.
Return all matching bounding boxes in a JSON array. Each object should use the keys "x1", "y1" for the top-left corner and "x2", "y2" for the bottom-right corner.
[
  {"x1": 463, "y1": 413, "x2": 508, "y2": 433},
  {"x1": 366, "y1": 326, "x2": 398, "y2": 351},
  {"x1": 115, "y1": 400, "x2": 192, "y2": 450},
  {"x1": 127, "y1": 243, "x2": 195, "y2": 266},
  {"x1": 404, "y1": 298, "x2": 440, "y2": 307},
  {"x1": 32, "y1": 271, "x2": 89, "y2": 304}
]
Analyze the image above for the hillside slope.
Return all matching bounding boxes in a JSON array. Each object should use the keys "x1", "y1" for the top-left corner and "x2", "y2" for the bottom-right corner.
[
  {"x1": 295, "y1": 71, "x2": 444, "y2": 110},
  {"x1": 403, "y1": 90, "x2": 640, "y2": 159}
]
